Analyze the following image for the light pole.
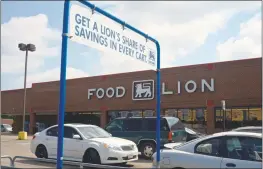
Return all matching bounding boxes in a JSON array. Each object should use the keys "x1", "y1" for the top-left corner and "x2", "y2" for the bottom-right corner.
[{"x1": 18, "y1": 43, "x2": 36, "y2": 138}]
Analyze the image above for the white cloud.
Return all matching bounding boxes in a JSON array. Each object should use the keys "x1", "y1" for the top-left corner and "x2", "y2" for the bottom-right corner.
[
  {"x1": 1, "y1": 14, "x2": 61, "y2": 74},
  {"x1": 216, "y1": 12, "x2": 261, "y2": 61},
  {"x1": 89, "y1": 1, "x2": 260, "y2": 74},
  {"x1": 19, "y1": 67, "x2": 89, "y2": 88}
]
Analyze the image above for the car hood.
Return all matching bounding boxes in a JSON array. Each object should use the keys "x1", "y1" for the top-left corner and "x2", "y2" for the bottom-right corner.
[
  {"x1": 164, "y1": 142, "x2": 184, "y2": 149},
  {"x1": 89, "y1": 137, "x2": 135, "y2": 146}
]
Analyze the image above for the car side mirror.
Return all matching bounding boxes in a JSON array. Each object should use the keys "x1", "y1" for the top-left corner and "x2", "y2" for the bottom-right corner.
[{"x1": 73, "y1": 134, "x2": 81, "y2": 140}]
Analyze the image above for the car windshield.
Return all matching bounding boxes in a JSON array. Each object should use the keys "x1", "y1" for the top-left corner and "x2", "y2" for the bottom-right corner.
[{"x1": 77, "y1": 126, "x2": 111, "y2": 139}]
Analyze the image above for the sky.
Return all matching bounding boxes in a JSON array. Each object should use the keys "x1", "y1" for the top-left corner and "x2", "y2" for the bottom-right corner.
[{"x1": 1, "y1": 1, "x2": 261, "y2": 90}]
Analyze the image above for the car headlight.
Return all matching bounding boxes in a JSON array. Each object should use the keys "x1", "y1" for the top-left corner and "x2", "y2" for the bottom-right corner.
[{"x1": 104, "y1": 144, "x2": 122, "y2": 151}]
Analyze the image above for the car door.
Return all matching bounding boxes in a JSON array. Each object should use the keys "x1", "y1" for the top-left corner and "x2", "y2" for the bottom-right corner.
[
  {"x1": 63, "y1": 126, "x2": 83, "y2": 161},
  {"x1": 45, "y1": 126, "x2": 58, "y2": 157},
  {"x1": 220, "y1": 136, "x2": 262, "y2": 169},
  {"x1": 120, "y1": 118, "x2": 144, "y2": 143},
  {"x1": 189, "y1": 137, "x2": 224, "y2": 168}
]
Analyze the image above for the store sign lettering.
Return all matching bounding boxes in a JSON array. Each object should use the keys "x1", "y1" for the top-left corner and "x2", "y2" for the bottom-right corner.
[
  {"x1": 88, "y1": 86, "x2": 126, "y2": 99},
  {"x1": 162, "y1": 78, "x2": 215, "y2": 95},
  {"x1": 88, "y1": 78, "x2": 214, "y2": 100}
]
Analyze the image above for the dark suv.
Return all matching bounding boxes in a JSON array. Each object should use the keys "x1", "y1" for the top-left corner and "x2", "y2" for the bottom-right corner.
[{"x1": 105, "y1": 116, "x2": 201, "y2": 159}]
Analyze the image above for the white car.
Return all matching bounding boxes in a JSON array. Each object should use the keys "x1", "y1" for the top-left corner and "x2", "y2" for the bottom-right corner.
[
  {"x1": 152, "y1": 131, "x2": 262, "y2": 168},
  {"x1": 1, "y1": 124, "x2": 12, "y2": 132},
  {"x1": 31, "y1": 123, "x2": 139, "y2": 164}
]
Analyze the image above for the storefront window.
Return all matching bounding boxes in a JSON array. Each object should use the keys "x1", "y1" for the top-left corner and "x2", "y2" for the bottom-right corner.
[
  {"x1": 131, "y1": 110, "x2": 143, "y2": 117},
  {"x1": 164, "y1": 109, "x2": 177, "y2": 117},
  {"x1": 162, "y1": 108, "x2": 207, "y2": 133},
  {"x1": 225, "y1": 109, "x2": 232, "y2": 129},
  {"x1": 231, "y1": 108, "x2": 246, "y2": 122},
  {"x1": 231, "y1": 108, "x2": 246, "y2": 129},
  {"x1": 215, "y1": 109, "x2": 223, "y2": 121},
  {"x1": 249, "y1": 107, "x2": 262, "y2": 120},
  {"x1": 194, "y1": 108, "x2": 205, "y2": 122},
  {"x1": 215, "y1": 107, "x2": 261, "y2": 130},
  {"x1": 215, "y1": 109, "x2": 223, "y2": 129},
  {"x1": 177, "y1": 109, "x2": 183, "y2": 120},
  {"x1": 178, "y1": 109, "x2": 192, "y2": 122},
  {"x1": 107, "y1": 111, "x2": 121, "y2": 122},
  {"x1": 246, "y1": 107, "x2": 262, "y2": 126},
  {"x1": 107, "y1": 110, "x2": 144, "y2": 123},
  {"x1": 192, "y1": 108, "x2": 206, "y2": 132},
  {"x1": 119, "y1": 111, "x2": 129, "y2": 117},
  {"x1": 143, "y1": 110, "x2": 155, "y2": 117}
]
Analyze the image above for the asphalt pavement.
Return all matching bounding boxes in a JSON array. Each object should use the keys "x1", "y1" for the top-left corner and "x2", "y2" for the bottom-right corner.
[{"x1": 1, "y1": 134, "x2": 152, "y2": 168}]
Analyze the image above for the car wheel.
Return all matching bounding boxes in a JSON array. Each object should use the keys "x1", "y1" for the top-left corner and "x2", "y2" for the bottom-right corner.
[
  {"x1": 35, "y1": 145, "x2": 48, "y2": 158},
  {"x1": 140, "y1": 142, "x2": 156, "y2": 159},
  {"x1": 83, "y1": 148, "x2": 101, "y2": 164}
]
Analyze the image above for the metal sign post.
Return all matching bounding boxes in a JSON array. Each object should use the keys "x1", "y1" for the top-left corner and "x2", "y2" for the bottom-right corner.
[
  {"x1": 57, "y1": 1, "x2": 161, "y2": 169},
  {"x1": 57, "y1": 1, "x2": 70, "y2": 168}
]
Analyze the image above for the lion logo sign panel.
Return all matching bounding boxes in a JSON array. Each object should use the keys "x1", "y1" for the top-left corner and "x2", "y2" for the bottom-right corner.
[{"x1": 132, "y1": 80, "x2": 154, "y2": 100}]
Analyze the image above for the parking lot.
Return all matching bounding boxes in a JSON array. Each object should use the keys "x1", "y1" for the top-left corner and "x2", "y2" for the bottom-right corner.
[{"x1": 1, "y1": 134, "x2": 151, "y2": 168}]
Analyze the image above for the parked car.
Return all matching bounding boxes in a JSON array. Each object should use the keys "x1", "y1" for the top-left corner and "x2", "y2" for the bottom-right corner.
[
  {"x1": 152, "y1": 131, "x2": 262, "y2": 168},
  {"x1": 31, "y1": 123, "x2": 139, "y2": 164},
  {"x1": 232, "y1": 126, "x2": 262, "y2": 133},
  {"x1": 1, "y1": 124, "x2": 12, "y2": 132},
  {"x1": 105, "y1": 117, "x2": 204, "y2": 159}
]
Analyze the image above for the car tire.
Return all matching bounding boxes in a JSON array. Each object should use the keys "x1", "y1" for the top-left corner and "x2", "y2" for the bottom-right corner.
[
  {"x1": 83, "y1": 148, "x2": 101, "y2": 164},
  {"x1": 140, "y1": 142, "x2": 156, "y2": 159},
  {"x1": 35, "y1": 145, "x2": 48, "y2": 158}
]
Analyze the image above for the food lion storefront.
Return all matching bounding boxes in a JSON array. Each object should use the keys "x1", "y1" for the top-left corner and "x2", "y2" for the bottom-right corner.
[{"x1": 1, "y1": 58, "x2": 262, "y2": 134}]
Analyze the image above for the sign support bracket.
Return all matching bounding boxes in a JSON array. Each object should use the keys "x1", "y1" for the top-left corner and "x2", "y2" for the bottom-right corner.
[{"x1": 57, "y1": 1, "x2": 161, "y2": 169}]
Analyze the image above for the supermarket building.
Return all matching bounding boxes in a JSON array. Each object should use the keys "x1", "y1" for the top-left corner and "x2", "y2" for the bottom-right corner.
[{"x1": 2, "y1": 58, "x2": 262, "y2": 134}]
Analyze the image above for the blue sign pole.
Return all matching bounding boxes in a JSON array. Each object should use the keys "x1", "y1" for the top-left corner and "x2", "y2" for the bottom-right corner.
[
  {"x1": 58, "y1": 1, "x2": 161, "y2": 168},
  {"x1": 57, "y1": 0, "x2": 70, "y2": 168},
  {"x1": 155, "y1": 42, "x2": 161, "y2": 168}
]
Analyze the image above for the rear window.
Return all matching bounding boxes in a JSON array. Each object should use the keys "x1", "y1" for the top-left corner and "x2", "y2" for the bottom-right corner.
[{"x1": 165, "y1": 117, "x2": 185, "y2": 130}]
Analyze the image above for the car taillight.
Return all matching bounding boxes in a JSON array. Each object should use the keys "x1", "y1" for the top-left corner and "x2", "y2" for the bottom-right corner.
[
  {"x1": 32, "y1": 135, "x2": 36, "y2": 140},
  {"x1": 168, "y1": 131, "x2": 172, "y2": 141}
]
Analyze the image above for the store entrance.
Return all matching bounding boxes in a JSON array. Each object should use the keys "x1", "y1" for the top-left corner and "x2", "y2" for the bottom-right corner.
[{"x1": 65, "y1": 112, "x2": 101, "y2": 127}]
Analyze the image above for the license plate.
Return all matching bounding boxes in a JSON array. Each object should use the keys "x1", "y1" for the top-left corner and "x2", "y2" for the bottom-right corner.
[{"x1": 128, "y1": 155, "x2": 133, "y2": 159}]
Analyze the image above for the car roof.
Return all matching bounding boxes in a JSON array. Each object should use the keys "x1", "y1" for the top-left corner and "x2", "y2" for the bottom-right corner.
[
  {"x1": 211, "y1": 131, "x2": 262, "y2": 138},
  {"x1": 47, "y1": 123, "x2": 98, "y2": 128},
  {"x1": 233, "y1": 126, "x2": 262, "y2": 130}
]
